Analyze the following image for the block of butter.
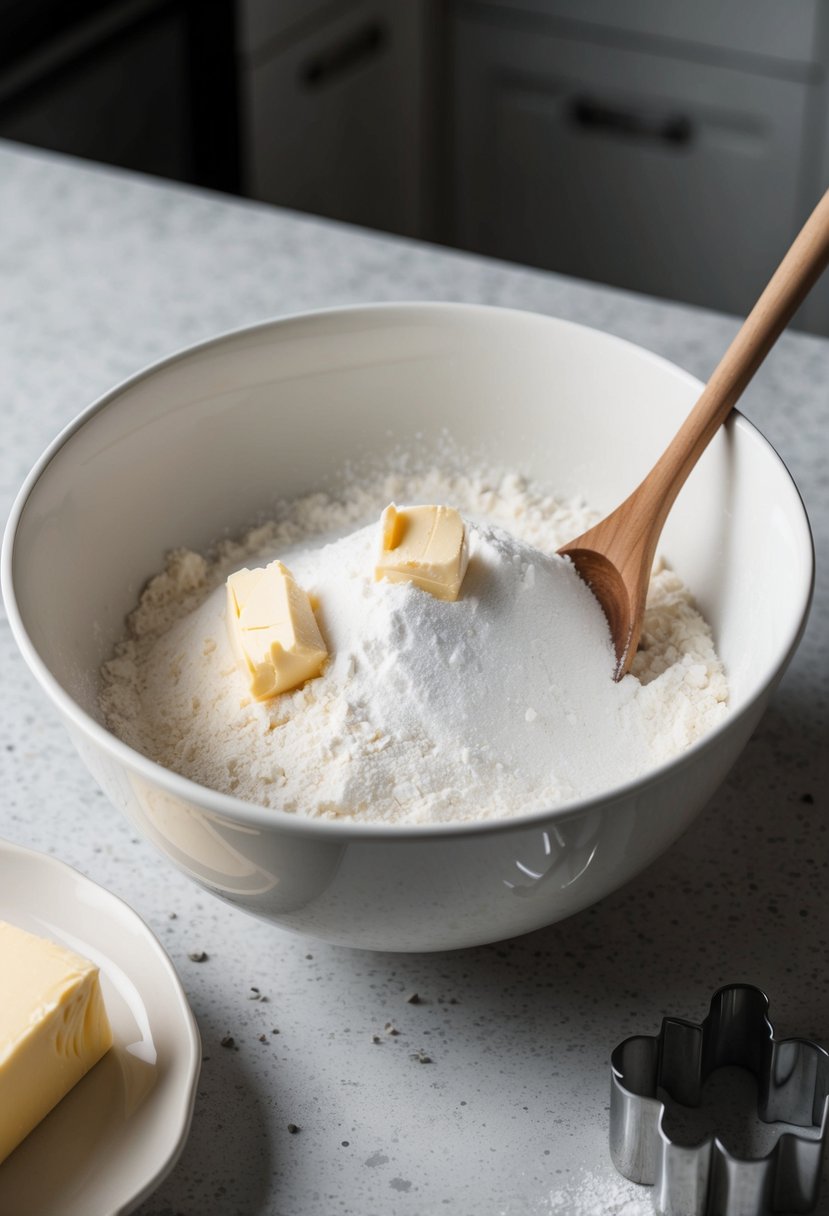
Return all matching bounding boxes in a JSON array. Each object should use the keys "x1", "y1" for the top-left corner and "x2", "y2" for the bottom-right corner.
[
  {"x1": 0, "y1": 920, "x2": 112, "y2": 1165},
  {"x1": 375, "y1": 503, "x2": 469, "y2": 601},
  {"x1": 226, "y1": 560, "x2": 328, "y2": 700}
]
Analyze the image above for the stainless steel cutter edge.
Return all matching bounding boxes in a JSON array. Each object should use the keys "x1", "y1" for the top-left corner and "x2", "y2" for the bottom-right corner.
[{"x1": 609, "y1": 984, "x2": 829, "y2": 1216}]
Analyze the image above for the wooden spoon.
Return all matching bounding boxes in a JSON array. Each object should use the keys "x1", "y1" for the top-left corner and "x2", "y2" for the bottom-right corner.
[{"x1": 558, "y1": 188, "x2": 829, "y2": 679}]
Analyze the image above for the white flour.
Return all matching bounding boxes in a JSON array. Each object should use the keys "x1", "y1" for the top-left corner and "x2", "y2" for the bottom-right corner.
[
  {"x1": 100, "y1": 468, "x2": 727, "y2": 824},
  {"x1": 540, "y1": 1171, "x2": 653, "y2": 1215}
]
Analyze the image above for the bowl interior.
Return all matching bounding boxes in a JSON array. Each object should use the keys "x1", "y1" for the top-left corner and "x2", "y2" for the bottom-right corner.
[{"x1": 6, "y1": 304, "x2": 812, "y2": 744}]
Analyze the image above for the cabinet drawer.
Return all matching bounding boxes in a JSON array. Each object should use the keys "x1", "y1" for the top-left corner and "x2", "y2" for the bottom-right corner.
[
  {"x1": 237, "y1": 0, "x2": 334, "y2": 57},
  {"x1": 463, "y1": 0, "x2": 823, "y2": 68},
  {"x1": 242, "y1": 0, "x2": 425, "y2": 235},
  {"x1": 452, "y1": 16, "x2": 815, "y2": 316}
]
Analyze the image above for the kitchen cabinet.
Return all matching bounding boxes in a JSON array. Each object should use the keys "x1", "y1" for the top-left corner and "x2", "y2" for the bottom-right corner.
[
  {"x1": 449, "y1": 0, "x2": 829, "y2": 333},
  {"x1": 237, "y1": 0, "x2": 433, "y2": 238}
]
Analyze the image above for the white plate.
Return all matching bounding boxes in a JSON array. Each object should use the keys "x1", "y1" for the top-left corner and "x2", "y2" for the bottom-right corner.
[{"x1": 0, "y1": 840, "x2": 201, "y2": 1216}]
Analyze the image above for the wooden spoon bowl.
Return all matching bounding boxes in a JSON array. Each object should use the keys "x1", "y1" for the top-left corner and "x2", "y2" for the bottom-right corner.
[{"x1": 559, "y1": 189, "x2": 829, "y2": 678}]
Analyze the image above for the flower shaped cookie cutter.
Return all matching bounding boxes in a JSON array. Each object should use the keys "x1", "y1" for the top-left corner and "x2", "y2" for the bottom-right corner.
[{"x1": 610, "y1": 984, "x2": 829, "y2": 1215}]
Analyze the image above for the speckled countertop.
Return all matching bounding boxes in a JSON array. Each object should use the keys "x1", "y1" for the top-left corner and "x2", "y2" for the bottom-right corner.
[{"x1": 1, "y1": 141, "x2": 827, "y2": 1216}]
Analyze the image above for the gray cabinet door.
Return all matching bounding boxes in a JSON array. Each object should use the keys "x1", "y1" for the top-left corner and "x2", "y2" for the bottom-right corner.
[
  {"x1": 242, "y1": 0, "x2": 427, "y2": 238},
  {"x1": 452, "y1": 14, "x2": 815, "y2": 318}
]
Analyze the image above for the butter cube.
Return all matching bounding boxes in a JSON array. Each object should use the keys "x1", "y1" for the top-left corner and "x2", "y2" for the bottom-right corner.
[
  {"x1": 226, "y1": 560, "x2": 328, "y2": 700},
  {"x1": 375, "y1": 504, "x2": 469, "y2": 601},
  {"x1": 0, "y1": 920, "x2": 112, "y2": 1165}
]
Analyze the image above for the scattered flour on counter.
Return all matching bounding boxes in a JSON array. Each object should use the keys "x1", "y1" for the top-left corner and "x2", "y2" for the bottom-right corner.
[
  {"x1": 542, "y1": 1170, "x2": 653, "y2": 1215},
  {"x1": 100, "y1": 468, "x2": 728, "y2": 824},
  {"x1": 497, "y1": 1166, "x2": 652, "y2": 1215}
]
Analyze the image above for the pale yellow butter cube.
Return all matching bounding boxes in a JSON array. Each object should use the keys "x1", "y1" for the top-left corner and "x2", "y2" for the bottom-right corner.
[
  {"x1": 375, "y1": 504, "x2": 469, "y2": 601},
  {"x1": 226, "y1": 560, "x2": 328, "y2": 700},
  {"x1": 0, "y1": 921, "x2": 113, "y2": 1165}
]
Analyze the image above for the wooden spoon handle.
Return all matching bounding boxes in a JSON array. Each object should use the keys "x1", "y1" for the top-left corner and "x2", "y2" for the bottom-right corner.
[{"x1": 642, "y1": 187, "x2": 829, "y2": 530}]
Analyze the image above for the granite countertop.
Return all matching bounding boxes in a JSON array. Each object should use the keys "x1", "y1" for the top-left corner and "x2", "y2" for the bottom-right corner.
[{"x1": 0, "y1": 141, "x2": 827, "y2": 1216}]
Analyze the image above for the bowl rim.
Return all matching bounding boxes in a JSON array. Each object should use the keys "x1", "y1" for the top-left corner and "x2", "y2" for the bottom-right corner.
[{"x1": 1, "y1": 301, "x2": 815, "y2": 841}]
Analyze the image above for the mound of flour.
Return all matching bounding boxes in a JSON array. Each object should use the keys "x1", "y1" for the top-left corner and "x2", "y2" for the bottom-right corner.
[{"x1": 100, "y1": 469, "x2": 727, "y2": 824}]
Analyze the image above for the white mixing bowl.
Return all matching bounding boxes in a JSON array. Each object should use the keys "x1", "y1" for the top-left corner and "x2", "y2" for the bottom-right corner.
[{"x1": 2, "y1": 304, "x2": 813, "y2": 951}]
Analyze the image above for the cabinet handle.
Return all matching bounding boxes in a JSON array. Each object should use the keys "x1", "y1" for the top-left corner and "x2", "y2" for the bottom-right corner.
[
  {"x1": 570, "y1": 96, "x2": 693, "y2": 146},
  {"x1": 302, "y1": 22, "x2": 387, "y2": 89}
]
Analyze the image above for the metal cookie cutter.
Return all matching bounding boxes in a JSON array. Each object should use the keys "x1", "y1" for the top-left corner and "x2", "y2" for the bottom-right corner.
[{"x1": 610, "y1": 984, "x2": 829, "y2": 1215}]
